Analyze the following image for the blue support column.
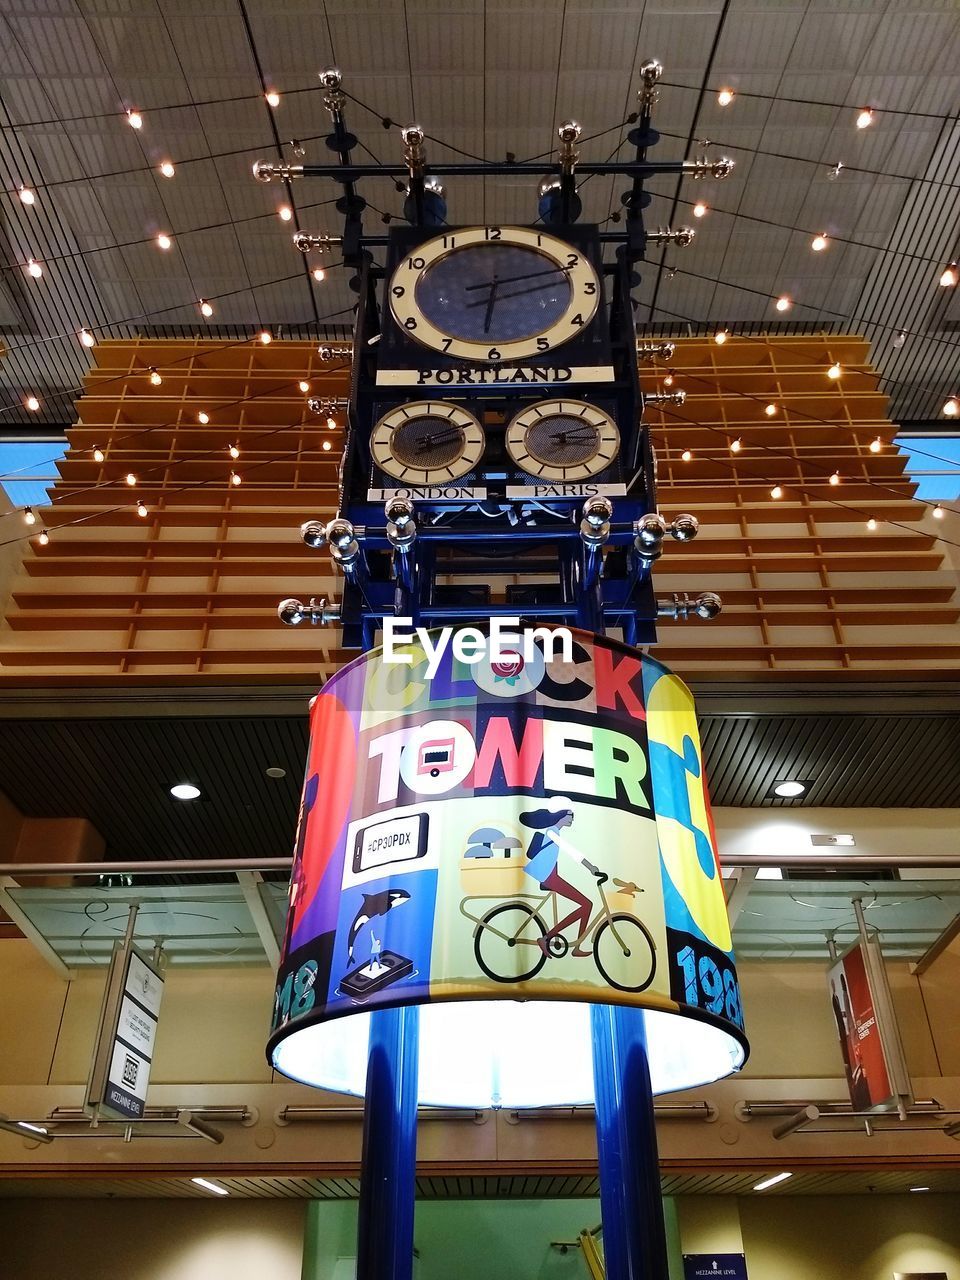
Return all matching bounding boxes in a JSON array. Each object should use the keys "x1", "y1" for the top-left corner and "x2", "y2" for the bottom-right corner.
[
  {"x1": 591, "y1": 1003, "x2": 670, "y2": 1280},
  {"x1": 356, "y1": 1005, "x2": 420, "y2": 1280}
]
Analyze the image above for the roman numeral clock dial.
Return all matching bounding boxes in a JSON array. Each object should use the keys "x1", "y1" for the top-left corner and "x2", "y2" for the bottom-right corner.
[
  {"x1": 505, "y1": 400, "x2": 621, "y2": 482},
  {"x1": 388, "y1": 225, "x2": 601, "y2": 363}
]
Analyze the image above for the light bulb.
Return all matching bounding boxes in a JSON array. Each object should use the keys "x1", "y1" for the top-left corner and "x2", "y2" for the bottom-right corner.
[
  {"x1": 79, "y1": 328, "x2": 95, "y2": 347},
  {"x1": 827, "y1": 362, "x2": 841, "y2": 379},
  {"x1": 38, "y1": 530, "x2": 49, "y2": 546},
  {"x1": 26, "y1": 258, "x2": 42, "y2": 278},
  {"x1": 829, "y1": 471, "x2": 840, "y2": 486},
  {"x1": 137, "y1": 501, "x2": 148, "y2": 518},
  {"x1": 933, "y1": 505, "x2": 944, "y2": 519},
  {"x1": 855, "y1": 108, "x2": 874, "y2": 129},
  {"x1": 764, "y1": 403, "x2": 777, "y2": 416},
  {"x1": 663, "y1": 373, "x2": 674, "y2": 387},
  {"x1": 259, "y1": 330, "x2": 272, "y2": 344},
  {"x1": 299, "y1": 380, "x2": 310, "y2": 393},
  {"x1": 770, "y1": 485, "x2": 783, "y2": 499},
  {"x1": 25, "y1": 395, "x2": 40, "y2": 411},
  {"x1": 714, "y1": 329, "x2": 728, "y2": 345},
  {"x1": 157, "y1": 233, "x2": 172, "y2": 250},
  {"x1": 312, "y1": 267, "x2": 325, "y2": 283},
  {"x1": 278, "y1": 205, "x2": 292, "y2": 222},
  {"x1": 775, "y1": 295, "x2": 791, "y2": 312},
  {"x1": 867, "y1": 518, "x2": 877, "y2": 531},
  {"x1": 717, "y1": 89, "x2": 734, "y2": 107},
  {"x1": 681, "y1": 449, "x2": 693, "y2": 462},
  {"x1": 730, "y1": 437, "x2": 742, "y2": 453},
  {"x1": 322, "y1": 440, "x2": 332, "y2": 451},
  {"x1": 229, "y1": 444, "x2": 240, "y2": 460},
  {"x1": 893, "y1": 330, "x2": 906, "y2": 348},
  {"x1": 826, "y1": 162, "x2": 843, "y2": 181},
  {"x1": 939, "y1": 262, "x2": 958, "y2": 288},
  {"x1": 944, "y1": 398, "x2": 959, "y2": 417},
  {"x1": 869, "y1": 436, "x2": 882, "y2": 453},
  {"x1": 23, "y1": 507, "x2": 36, "y2": 525},
  {"x1": 159, "y1": 161, "x2": 175, "y2": 178},
  {"x1": 811, "y1": 234, "x2": 828, "y2": 252},
  {"x1": 291, "y1": 139, "x2": 306, "y2": 158},
  {"x1": 198, "y1": 411, "x2": 209, "y2": 424},
  {"x1": 230, "y1": 471, "x2": 242, "y2": 486},
  {"x1": 200, "y1": 299, "x2": 213, "y2": 317},
  {"x1": 149, "y1": 368, "x2": 162, "y2": 385},
  {"x1": 93, "y1": 447, "x2": 104, "y2": 463},
  {"x1": 19, "y1": 185, "x2": 35, "y2": 205},
  {"x1": 125, "y1": 472, "x2": 137, "y2": 486},
  {"x1": 326, "y1": 415, "x2": 337, "y2": 431},
  {"x1": 693, "y1": 202, "x2": 707, "y2": 218},
  {"x1": 265, "y1": 90, "x2": 281, "y2": 108},
  {"x1": 127, "y1": 110, "x2": 143, "y2": 130}
]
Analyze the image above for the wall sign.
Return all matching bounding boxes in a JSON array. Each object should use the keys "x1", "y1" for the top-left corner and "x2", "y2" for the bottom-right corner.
[
  {"x1": 683, "y1": 1256, "x2": 748, "y2": 1280},
  {"x1": 86, "y1": 942, "x2": 164, "y2": 1120},
  {"x1": 267, "y1": 628, "x2": 748, "y2": 1107}
]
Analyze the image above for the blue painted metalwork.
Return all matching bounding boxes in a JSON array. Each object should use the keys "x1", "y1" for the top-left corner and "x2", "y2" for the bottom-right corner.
[
  {"x1": 357, "y1": 1005, "x2": 421, "y2": 1280},
  {"x1": 591, "y1": 1004, "x2": 670, "y2": 1280}
]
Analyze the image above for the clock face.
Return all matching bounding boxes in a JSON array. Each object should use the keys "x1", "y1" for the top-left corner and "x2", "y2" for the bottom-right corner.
[
  {"x1": 388, "y1": 226, "x2": 601, "y2": 364},
  {"x1": 505, "y1": 400, "x2": 620, "y2": 482},
  {"x1": 370, "y1": 401, "x2": 484, "y2": 484}
]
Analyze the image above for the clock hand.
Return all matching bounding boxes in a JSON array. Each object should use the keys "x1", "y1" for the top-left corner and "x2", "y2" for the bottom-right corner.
[
  {"x1": 463, "y1": 265, "x2": 572, "y2": 292},
  {"x1": 466, "y1": 276, "x2": 574, "y2": 309},
  {"x1": 483, "y1": 276, "x2": 499, "y2": 335},
  {"x1": 415, "y1": 429, "x2": 462, "y2": 453}
]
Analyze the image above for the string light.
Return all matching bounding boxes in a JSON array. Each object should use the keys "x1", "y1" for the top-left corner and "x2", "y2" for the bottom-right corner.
[
  {"x1": 681, "y1": 449, "x2": 693, "y2": 462},
  {"x1": 811, "y1": 233, "x2": 828, "y2": 252},
  {"x1": 37, "y1": 530, "x2": 49, "y2": 546},
  {"x1": 137, "y1": 500, "x2": 148, "y2": 517},
  {"x1": 18, "y1": 185, "x2": 35, "y2": 205},
  {"x1": 79, "y1": 328, "x2": 95, "y2": 347},
  {"x1": 312, "y1": 267, "x2": 325, "y2": 283},
  {"x1": 663, "y1": 373, "x2": 674, "y2": 387},
  {"x1": 893, "y1": 330, "x2": 906, "y2": 348},
  {"x1": 933, "y1": 506, "x2": 944, "y2": 519},
  {"x1": 867, "y1": 518, "x2": 878, "y2": 531},
  {"x1": 322, "y1": 440, "x2": 332, "y2": 452},
  {"x1": 714, "y1": 329, "x2": 728, "y2": 345},
  {"x1": 869, "y1": 436, "x2": 883, "y2": 453},
  {"x1": 24, "y1": 395, "x2": 40, "y2": 411},
  {"x1": 197, "y1": 411, "x2": 210, "y2": 424},
  {"x1": 326, "y1": 415, "x2": 337, "y2": 431},
  {"x1": 855, "y1": 108, "x2": 874, "y2": 129},
  {"x1": 156, "y1": 233, "x2": 172, "y2": 250},
  {"x1": 770, "y1": 485, "x2": 783, "y2": 499},
  {"x1": 939, "y1": 262, "x2": 958, "y2": 288},
  {"x1": 775, "y1": 295, "x2": 791, "y2": 312},
  {"x1": 93, "y1": 447, "x2": 104, "y2": 463},
  {"x1": 278, "y1": 205, "x2": 293, "y2": 222},
  {"x1": 127, "y1": 110, "x2": 143, "y2": 130},
  {"x1": 764, "y1": 403, "x2": 777, "y2": 416},
  {"x1": 259, "y1": 330, "x2": 272, "y2": 344},
  {"x1": 22, "y1": 507, "x2": 36, "y2": 525},
  {"x1": 125, "y1": 472, "x2": 137, "y2": 486},
  {"x1": 26, "y1": 258, "x2": 43, "y2": 278},
  {"x1": 944, "y1": 398, "x2": 959, "y2": 417},
  {"x1": 265, "y1": 91, "x2": 281, "y2": 108},
  {"x1": 230, "y1": 471, "x2": 242, "y2": 486},
  {"x1": 298, "y1": 381, "x2": 310, "y2": 393},
  {"x1": 827, "y1": 362, "x2": 842, "y2": 380},
  {"x1": 730, "y1": 437, "x2": 742, "y2": 453},
  {"x1": 692, "y1": 202, "x2": 707, "y2": 218},
  {"x1": 717, "y1": 89, "x2": 735, "y2": 107},
  {"x1": 199, "y1": 299, "x2": 214, "y2": 318},
  {"x1": 149, "y1": 368, "x2": 162, "y2": 386},
  {"x1": 829, "y1": 471, "x2": 840, "y2": 486},
  {"x1": 826, "y1": 162, "x2": 843, "y2": 181},
  {"x1": 229, "y1": 443, "x2": 240, "y2": 460}
]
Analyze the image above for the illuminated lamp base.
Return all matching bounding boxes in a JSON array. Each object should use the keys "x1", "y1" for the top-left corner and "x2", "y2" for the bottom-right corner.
[{"x1": 271, "y1": 1000, "x2": 745, "y2": 1109}]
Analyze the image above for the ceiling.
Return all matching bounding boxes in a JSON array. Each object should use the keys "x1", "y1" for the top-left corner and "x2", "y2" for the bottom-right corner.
[{"x1": 0, "y1": 0, "x2": 958, "y2": 432}]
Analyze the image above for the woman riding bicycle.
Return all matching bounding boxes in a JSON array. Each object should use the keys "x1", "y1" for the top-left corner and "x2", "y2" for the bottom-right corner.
[{"x1": 519, "y1": 802, "x2": 604, "y2": 957}]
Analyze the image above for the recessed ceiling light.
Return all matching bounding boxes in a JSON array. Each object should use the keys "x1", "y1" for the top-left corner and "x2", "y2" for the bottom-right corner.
[
  {"x1": 754, "y1": 1171, "x2": 792, "y2": 1192},
  {"x1": 191, "y1": 1176, "x2": 229, "y2": 1196},
  {"x1": 265, "y1": 766, "x2": 287, "y2": 779},
  {"x1": 910, "y1": 1186, "x2": 930, "y2": 1193},
  {"x1": 771, "y1": 780, "x2": 808, "y2": 798},
  {"x1": 170, "y1": 783, "x2": 201, "y2": 801}
]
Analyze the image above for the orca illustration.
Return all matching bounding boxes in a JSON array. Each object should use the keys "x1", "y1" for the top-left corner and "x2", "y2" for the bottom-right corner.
[{"x1": 347, "y1": 888, "x2": 411, "y2": 961}]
